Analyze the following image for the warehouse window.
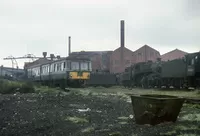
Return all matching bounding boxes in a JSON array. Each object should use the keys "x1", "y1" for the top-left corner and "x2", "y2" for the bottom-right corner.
[{"x1": 126, "y1": 60, "x2": 130, "y2": 64}]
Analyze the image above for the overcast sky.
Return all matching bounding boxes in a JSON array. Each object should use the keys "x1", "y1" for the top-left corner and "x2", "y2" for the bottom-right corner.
[{"x1": 0, "y1": 0, "x2": 200, "y2": 68}]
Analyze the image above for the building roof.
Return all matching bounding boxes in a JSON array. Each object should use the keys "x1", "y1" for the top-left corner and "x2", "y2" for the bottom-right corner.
[
  {"x1": 71, "y1": 51, "x2": 113, "y2": 55},
  {"x1": 24, "y1": 55, "x2": 93, "y2": 69},
  {"x1": 133, "y1": 44, "x2": 160, "y2": 54},
  {"x1": 113, "y1": 46, "x2": 133, "y2": 53},
  {"x1": 24, "y1": 58, "x2": 52, "y2": 68},
  {"x1": 161, "y1": 48, "x2": 188, "y2": 56},
  {"x1": 70, "y1": 51, "x2": 113, "y2": 58},
  {"x1": 0, "y1": 66, "x2": 24, "y2": 73}
]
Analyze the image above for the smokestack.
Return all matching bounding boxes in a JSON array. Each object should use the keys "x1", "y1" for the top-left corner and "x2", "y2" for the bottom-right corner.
[
  {"x1": 68, "y1": 36, "x2": 71, "y2": 56},
  {"x1": 120, "y1": 20, "x2": 125, "y2": 47},
  {"x1": 43, "y1": 52, "x2": 47, "y2": 58},
  {"x1": 50, "y1": 54, "x2": 55, "y2": 60}
]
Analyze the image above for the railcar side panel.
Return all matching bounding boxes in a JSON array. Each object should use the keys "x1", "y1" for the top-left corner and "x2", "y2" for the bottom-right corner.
[{"x1": 86, "y1": 73, "x2": 117, "y2": 86}]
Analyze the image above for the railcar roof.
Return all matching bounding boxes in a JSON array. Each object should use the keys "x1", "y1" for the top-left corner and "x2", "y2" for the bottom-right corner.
[{"x1": 26, "y1": 56, "x2": 91, "y2": 69}]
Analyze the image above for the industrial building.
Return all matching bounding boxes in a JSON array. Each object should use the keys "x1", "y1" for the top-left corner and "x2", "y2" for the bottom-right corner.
[
  {"x1": 0, "y1": 66, "x2": 24, "y2": 79},
  {"x1": 69, "y1": 51, "x2": 112, "y2": 73},
  {"x1": 161, "y1": 49, "x2": 188, "y2": 61},
  {"x1": 72, "y1": 20, "x2": 161, "y2": 74},
  {"x1": 22, "y1": 20, "x2": 188, "y2": 75}
]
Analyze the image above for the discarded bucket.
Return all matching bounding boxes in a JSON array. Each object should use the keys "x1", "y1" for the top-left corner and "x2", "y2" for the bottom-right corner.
[{"x1": 130, "y1": 94, "x2": 185, "y2": 125}]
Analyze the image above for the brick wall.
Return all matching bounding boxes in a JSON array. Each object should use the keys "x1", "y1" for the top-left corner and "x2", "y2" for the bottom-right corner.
[
  {"x1": 110, "y1": 47, "x2": 134, "y2": 74},
  {"x1": 161, "y1": 49, "x2": 188, "y2": 61},
  {"x1": 133, "y1": 45, "x2": 161, "y2": 63},
  {"x1": 90, "y1": 54, "x2": 102, "y2": 72}
]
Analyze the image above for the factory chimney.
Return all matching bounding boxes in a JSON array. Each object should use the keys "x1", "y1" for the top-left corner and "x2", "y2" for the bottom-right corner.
[
  {"x1": 120, "y1": 20, "x2": 125, "y2": 68},
  {"x1": 120, "y1": 20, "x2": 125, "y2": 47},
  {"x1": 68, "y1": 36, "x2": 71, "y2": 56},
  {"x1": 42, "y1": 52, "x2": 47, "y2": 58}
]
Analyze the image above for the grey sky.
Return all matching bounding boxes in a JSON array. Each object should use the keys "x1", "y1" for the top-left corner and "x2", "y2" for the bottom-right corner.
[{"x1": 0, "y1": 0, "x2": 200, "y2": 68}]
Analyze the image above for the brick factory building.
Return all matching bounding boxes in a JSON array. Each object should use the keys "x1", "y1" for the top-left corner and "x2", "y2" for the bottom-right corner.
[
  {"x1": 110, "y1": 46, "x2": 134, "y2": 74},
  {"x1": 71, "y1": 20, "x2": 161, "y2": 74},
  {"x1": 161, "y1": 49, "x2": 188, "y2": 61},
  {"x1": 132, "y1": 45, "x2": 161, "y2": 64},
  {"x1": 65, "y1": 20, "x2": 189, "y2": 74},
  {"x1": 69, "y1": 51, "x2": 113, "y2": 72},
  {"x1": 109, "y1": 44, "x2": 160, "y2": 74},
  {"x1": 109, "y1": 20, "x2": 160, "y2": 74},
  {"x1": 109, "y1": 20, "x2": 135, "y2": 74}
]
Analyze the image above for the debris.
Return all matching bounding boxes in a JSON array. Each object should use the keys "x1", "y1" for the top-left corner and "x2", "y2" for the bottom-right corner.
[{"x1": 78, "y1": 108, "x2": 91, "y2": 112}]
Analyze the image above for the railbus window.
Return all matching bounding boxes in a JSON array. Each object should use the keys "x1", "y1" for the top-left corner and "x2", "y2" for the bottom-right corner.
[
  {"x1": 63, "y1": 62, "x2": 66, "y2": 69},
  {"x1": 54, "y1": 64, "x2": 57, "y2": 72},
  {"x1": 71, "y1": 62, "x2": 79, "y2": 70},
  {"x1": 67, "y1": 61, "x2": 71, "y2": 70},
  {"x1": 81, "y1": 62, "x2": 88, "y2": 71}
]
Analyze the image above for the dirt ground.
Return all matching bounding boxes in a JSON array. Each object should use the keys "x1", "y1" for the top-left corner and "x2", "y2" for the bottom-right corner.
[{"x1": 0, "y1": 88, "x2": 200, "y2": 136}]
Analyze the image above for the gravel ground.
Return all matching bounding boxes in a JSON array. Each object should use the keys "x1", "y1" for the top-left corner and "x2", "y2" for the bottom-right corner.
[{"x1": 0, "y1": 91, "x2": 200, "y2": 136}]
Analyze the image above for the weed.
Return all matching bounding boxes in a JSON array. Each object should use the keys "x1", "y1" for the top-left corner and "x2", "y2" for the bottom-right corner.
[{"x1": 65, "y1": 116, "x2": 89, "y2": 124}]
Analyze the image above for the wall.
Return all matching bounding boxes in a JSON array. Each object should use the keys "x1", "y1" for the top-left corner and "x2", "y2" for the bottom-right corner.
[
  {"x1": 133, "y1": 45, "x2": 161, "y2": 63},
  {"x1": 161, "y1": 49, "x2": 188, "y2": 61},
  {"x1": 110, "y1": 47, "x2": 134, "y2": 74}
]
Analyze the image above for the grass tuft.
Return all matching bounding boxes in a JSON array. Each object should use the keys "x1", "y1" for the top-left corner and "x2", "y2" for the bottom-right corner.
[
  {"x1": 65, "y1": 116, "x2": 89, "y2": 124},
  {"x1": 0, "y1": 79, "x2": 35, "y2": 94}
]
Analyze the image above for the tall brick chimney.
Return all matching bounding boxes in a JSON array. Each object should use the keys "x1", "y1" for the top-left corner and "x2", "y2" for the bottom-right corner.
[
  {"x1": 120, "y1": 20, "x2": 125, "y2": 68},
  {"x1": 120, "y1": 20, "x2": 125, "y2": 47}
]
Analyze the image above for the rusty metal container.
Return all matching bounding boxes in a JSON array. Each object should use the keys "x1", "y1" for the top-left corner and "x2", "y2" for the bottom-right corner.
[{"x1": 130, "y1": 94, "x2": 185, "y2": 125}]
